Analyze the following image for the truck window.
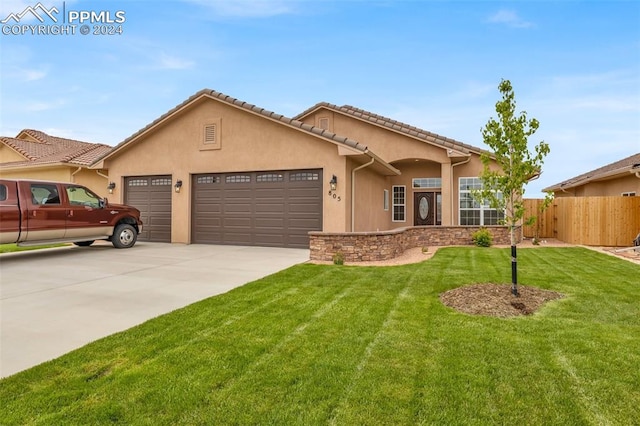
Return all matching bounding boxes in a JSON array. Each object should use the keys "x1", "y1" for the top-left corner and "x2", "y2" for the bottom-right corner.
[
  {"x1": 66, "y1": 186, "x2": 101, "y2": 208},
  {"x1": 0, "y1": 185, "x2": 6, "y2": 201},
  {"x1": 30, "y1": 184, "x2": 60, "y2": 205}
]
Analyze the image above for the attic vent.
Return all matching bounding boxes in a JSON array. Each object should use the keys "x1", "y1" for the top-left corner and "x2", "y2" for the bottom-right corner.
[
  {"x1": 204, "y1": 124, "x2": 216, "y2": 144},
  {"x1": 318, "y1": 117, "x2": 329, "y2": 130},
  {"x1": 200, "y1": 120, "x2": 222, "y2": 151}
]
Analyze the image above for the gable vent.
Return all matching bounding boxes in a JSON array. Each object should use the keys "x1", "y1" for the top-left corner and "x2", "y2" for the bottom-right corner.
[{"x1": 204, "y1": 124, "x2": 216, "y2": 144}]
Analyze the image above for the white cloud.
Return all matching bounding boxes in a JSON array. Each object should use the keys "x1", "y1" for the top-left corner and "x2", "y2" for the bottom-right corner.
[
  {"x1": 157, "y1": 52, "x2": 195, "y2": 70},
  {"x1": 182, "y1": 0, "x2": 297, "y2": 18},
  {"x1": 25, "y1": 99, "x2": 66, "y2": 112},
  {"x1": 487, "y1": 9, "x2": 533, "y2": 29}
]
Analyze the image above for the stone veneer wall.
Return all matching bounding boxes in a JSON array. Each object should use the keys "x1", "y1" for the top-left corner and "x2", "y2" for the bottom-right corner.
[{"x1": 309, "y1": 226, "x2": 519, "y2": 262}]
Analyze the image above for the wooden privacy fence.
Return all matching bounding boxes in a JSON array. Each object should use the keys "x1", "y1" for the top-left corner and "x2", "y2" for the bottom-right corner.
[{"x1": 524, "y1": 197, "x2": 640, "y2": 246}]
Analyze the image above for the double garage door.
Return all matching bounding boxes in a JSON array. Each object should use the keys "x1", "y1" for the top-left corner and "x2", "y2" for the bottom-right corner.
[
  {"x1": 124, "y1": 170, "x2": 322, "y2": 248},
  {"x1": 192, "y1": 169, "x2": 322, "y2": 248}
]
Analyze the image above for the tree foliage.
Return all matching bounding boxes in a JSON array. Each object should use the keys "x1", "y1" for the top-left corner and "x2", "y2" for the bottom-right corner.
[{"x1": 477, "y1": 79, "x2": 552, "y2": 243}]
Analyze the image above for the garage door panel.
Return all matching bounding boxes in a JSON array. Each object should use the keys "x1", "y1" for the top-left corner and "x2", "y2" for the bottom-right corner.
[
  {"x1": 192, "y1": 170, "x2": 321, "y2": 248},
  {"x1": 125, "y1": 176, "x2": 171, "y2": 243}
]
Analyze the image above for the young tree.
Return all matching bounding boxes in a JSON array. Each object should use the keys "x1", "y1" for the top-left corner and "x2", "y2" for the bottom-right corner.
[{"x1": 476, "y1": 79, "x2": 551, "y2": 296}]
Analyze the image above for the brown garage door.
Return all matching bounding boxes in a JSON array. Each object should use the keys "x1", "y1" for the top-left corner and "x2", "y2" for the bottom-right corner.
[
  {"x1": 124, "y1": 176, "x2": 172, "y2": 242},
  {"x1": 192, "y1": 169, "x2": 322, "y2": 248}
]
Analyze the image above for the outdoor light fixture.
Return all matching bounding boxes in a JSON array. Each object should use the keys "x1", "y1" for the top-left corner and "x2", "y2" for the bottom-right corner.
[
  {"x1": 174, "y1": 179, "x2": 183, "y2": 193},
  {"x1": 107, "y1": 182, "x2": 116, "y2": 194},
  {"x1": 330, "y1": 175, "x2": 337, "y2": 191}
]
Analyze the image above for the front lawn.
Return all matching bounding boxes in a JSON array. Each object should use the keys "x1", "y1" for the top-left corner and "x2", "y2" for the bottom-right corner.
[
  {"x1": 0, "y1": 243, "x2": 68, "y2": 254},
  {"x1": 1, "y1": 247, "x2": 638, "y2": 425}
]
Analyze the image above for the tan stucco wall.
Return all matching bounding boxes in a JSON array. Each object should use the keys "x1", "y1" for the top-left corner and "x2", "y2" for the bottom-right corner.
[
  {"x1": 301, "y1": 108, "x2": 495, "y2": 226},
  {"x1": 0, "y1": 145, "x2": 28, "y2": 163},
  {"x1": 0, "y1": 166, "x2": 72, "y2": 182},
  {"x1": 554, "y1": 174, "x2": 640, "y2": 197},
  {"x1": 350, "y1": 162, "x2": 391, "y2": 232},
  {"x1": 103, "y1": 97, "x2": 351, "y2": 242},
  {"x1": 0, "y1": 165, "x2": 110, "y2": 198}
]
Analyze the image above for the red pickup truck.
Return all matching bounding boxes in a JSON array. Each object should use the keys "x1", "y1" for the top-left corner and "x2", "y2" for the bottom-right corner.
[{"x1": 0, "y1": 179, "x2": 143, "y2": 249}]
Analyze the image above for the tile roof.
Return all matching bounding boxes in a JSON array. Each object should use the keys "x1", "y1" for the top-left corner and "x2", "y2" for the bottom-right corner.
[
  {"x1": 294, "y1": 102, "x2": 490, "y2": 156},
  {"x1": 0, "y1": 129, "x2": 111, "y2": 168},
  {"x1": 543, "y1": 152, "x2": 640, "y2": 191},
  {"x1": 95, "y1": 89, "x2": 375, "y2": 164}
]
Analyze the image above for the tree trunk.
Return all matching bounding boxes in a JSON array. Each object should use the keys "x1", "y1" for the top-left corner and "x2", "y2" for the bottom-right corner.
[{"x1": 511, "y1": 225, "x2": 519, "y2": 296}]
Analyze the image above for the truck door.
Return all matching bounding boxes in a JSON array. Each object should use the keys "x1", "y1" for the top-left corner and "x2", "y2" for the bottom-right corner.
[
  {"x1": 64, "y1": 184, "x2": 114, "y2": 239},
  {"x1": 0, "y1": 180, "x2": 21, "y2": 244},
  {"x1": 26, "y1": 182, "x2": 67, "y2": 241}
]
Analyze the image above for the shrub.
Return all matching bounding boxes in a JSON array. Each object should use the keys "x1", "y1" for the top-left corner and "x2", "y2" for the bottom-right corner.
[
  {"x1": 332, "y1": 251, "x2": 345, "y2": 265},
  {"x1": 472, "y1": 228, "x2": 493, "y2": 247}
]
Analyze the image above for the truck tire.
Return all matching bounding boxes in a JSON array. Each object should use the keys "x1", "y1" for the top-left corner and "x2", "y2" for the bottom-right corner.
[
  {"x1": 112, "y1": 224, "x2": 137, "y2": 249},
  {"x1": 74, "y1": 241, "x2": 95, "y2": 247}
]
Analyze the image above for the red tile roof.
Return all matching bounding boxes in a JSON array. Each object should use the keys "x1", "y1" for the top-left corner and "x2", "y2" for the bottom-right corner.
[
  {"x1": 0, "y1": 129, "x2": 111, "y2": 168},
  {"x1": 543, "y1": 152, "x2": 640, "y2": 191}
]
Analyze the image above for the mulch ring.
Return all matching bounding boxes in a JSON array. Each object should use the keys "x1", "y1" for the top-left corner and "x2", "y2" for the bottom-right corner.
[{"x1": 440, "y1": 283, "x2": 565, "y2": 318}]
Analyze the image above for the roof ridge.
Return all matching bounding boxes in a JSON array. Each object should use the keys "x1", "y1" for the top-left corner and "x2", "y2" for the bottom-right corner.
[
  {"x1": 94, "y1": 89, "x2": 371, "y2": 166},
  {"x1": 0, "y1": 136, "x2": 37, "y2": 160},
  {"x1": 294, "y1": 102, "x2": 491, "y2": 156}
]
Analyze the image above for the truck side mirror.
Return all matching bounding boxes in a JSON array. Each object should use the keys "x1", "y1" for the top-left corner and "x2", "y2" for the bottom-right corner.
[{"x1": 100, "y1": 198, "x2": 107, "y2": 208}]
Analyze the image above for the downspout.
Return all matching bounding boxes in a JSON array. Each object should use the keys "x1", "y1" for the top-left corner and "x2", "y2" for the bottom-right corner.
[
  {"x1": 351, "y1": 157, "x2": 376, "y2": 232},
  {"x1": 71, "y1": 167, "x2": 82, "y2": 183},
  {"x1": 450, "y1": 156, "x2": 471, "y2": 225},
  {"x1": 96, "y1": 170, "x2": 109, "y2": 180}
]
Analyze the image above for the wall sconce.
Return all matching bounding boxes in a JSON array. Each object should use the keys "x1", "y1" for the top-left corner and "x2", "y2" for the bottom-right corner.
[
  {"x1": 107, "y1": 182, "x2": 116, "y2": 194},
  {"x1": 330, "y1": 175, "x2": 337, "y2": 191},
  {"x1": 174, "y1": 179, "x2": 183, "y2": 193}
]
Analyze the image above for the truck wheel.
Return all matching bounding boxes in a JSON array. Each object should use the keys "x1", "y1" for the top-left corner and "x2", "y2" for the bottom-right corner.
[
  {"x1": 112, "y1": 224, "x2": 137, "y2": 249},
  {"x1": 74, "y1": 241, "x2": 95, "y2": 247}
]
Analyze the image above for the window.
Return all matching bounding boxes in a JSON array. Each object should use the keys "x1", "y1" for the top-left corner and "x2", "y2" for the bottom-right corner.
[
  {"x1": 257, "y1": 173, "x2": 284, "y2": 182},
  {"x1": 392, "y1": 186, "x2": 406, "y2": 222},
  {"x1": 459, "y1": 177, "x2": 504, "y2": 225},
  {"x1": 196, "y1": 175, "x2": 220, "y2": 185},
  {"x1": 0, "y1": 185, "x2": 6, "y2": 201},
  {"x1": 226, "y1": 175, "x2": 251, "y2": 184},
  {"x1": 383, "y1": 189, "x2": 389, "y2": 211},
  {"x1": 151, "y1": 178, "x2": 172, "y2": 186},
  {"x1": 30, "y1": 184, "x2": 60, "y2": 205},
  {"x1": 128, "y1": 179, "x2": 148, "y2": 187},
  {"x1": 622, "y1": 192, "x2": 636, "y2": 197},
  {"x1": 290, "y1": 171, "x2": 319, "y2": 181},
  {"x1": 66, "y1": 186, "x2": 101, "y2": 208},
  {"x1": 412, "y1": 178, "x2": 442, "y2": 189}
]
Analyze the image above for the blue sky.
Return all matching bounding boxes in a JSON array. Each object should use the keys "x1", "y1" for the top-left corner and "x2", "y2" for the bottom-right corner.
[{"x1": 1, "y1": 0, "x2": 639, "y2": 196}]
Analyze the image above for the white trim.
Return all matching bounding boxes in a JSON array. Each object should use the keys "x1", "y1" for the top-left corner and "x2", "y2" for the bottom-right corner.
[
  {"x1": 383, "y1": 189, "x2": 389, "y2": 211},
  {"x1": 392, "y1": 185, "x2": 406, "y2": 222}
]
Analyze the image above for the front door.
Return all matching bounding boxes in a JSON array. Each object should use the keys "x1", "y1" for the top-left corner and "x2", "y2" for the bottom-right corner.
[{"x1": 414, "y1": 192, "x2": 441, "y2": 226}]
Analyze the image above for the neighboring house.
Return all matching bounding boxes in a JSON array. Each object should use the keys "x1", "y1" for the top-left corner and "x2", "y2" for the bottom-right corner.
[
  {"x1": 0, "y1": 129, "x2": 112, "y2": 197},
  {"x1": 543, "y1": 153, "x2": 640, "y2": 197},
  {"x1": 92, "y1": 89, "x2": 500, "y2": 248}
]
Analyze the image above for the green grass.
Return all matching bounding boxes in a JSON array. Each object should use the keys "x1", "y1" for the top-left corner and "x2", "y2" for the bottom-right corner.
[
  {"x1": 0, "y1": 243, "x2": 69, "y2": 253},
  {"x1": 1, "y1": 247, "x2": 638, "y2": 425}
]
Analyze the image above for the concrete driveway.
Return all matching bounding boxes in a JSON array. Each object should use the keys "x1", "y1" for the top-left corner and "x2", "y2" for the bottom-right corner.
[{"x1": 0, "y1": 242, "x2": 309, "y2": 378}]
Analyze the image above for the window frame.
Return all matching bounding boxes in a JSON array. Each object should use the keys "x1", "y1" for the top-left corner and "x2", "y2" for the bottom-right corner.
[
  {"x1": 392, "y1": 185, "x2": 406, "y2": 222},
  {"x1": 458, "y1": 177, "x2": 505, "y2": 226}
]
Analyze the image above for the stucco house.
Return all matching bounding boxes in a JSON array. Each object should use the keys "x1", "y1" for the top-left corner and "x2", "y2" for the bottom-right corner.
[
  {"x1": 543, "y1": 153, "x2": 640, "y2": 197},
  {"x1": 0, "y1": 129, "x2": 112, "y2": 197},
  {"x1": 92, "y1": 88, "x2": 504, "y2": 250}
]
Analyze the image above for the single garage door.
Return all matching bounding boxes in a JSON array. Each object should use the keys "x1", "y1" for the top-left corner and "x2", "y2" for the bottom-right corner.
[
  {"x1": 192, "y1": 169, "x2": 322, "y2": 248},
  {"x1": 124, "y1": 175, "x2": 172, "y2": 242}
]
